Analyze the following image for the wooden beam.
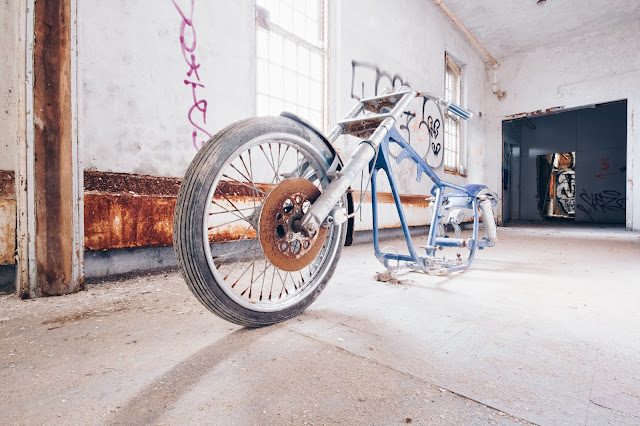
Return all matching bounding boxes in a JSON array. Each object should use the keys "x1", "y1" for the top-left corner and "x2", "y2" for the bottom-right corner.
[{"x1": 32, "y1": 0, "x2": 83, "y2": 296}]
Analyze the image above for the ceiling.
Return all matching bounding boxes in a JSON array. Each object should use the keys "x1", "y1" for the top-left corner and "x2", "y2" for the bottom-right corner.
[{"x1": 441, "y1": 0, "x2": 640, "y2": 60}]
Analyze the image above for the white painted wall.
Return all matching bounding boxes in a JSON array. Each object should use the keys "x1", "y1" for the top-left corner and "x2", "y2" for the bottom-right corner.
[
  {"x1": 77, "y1": 0, "x2": 493, "y2": 230},
  {"x1": 78, "y1": 0, "x2": 490, "y2": 181},
  {"x1": 332, "y1": 0, "x2": 491, "y2": 229},
  {"x1": 485, "y1": 20, "x2": 640, "y2": 230},
  {"x1": 0, "y1": 0, "x2": 19, "y2": 171},
  {"x1": 78, "y1": 0, "x2": 256, "y2": 177},
  {"x1": 333, "y1": 0, "x2": 489, "y2": 189},
  {"x1": 0, "y1": 0, "x2": 19, "y2": 266}
]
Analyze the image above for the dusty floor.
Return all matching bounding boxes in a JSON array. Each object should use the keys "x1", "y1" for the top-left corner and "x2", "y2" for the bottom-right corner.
[{"x1": 1, "y1": 223, "x2": 640, "y2": 425}]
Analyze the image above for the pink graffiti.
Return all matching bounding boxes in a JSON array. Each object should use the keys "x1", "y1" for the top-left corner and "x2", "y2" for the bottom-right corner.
[{"x1": 173, "y1": 0, "x2": 212, "y2": 150}]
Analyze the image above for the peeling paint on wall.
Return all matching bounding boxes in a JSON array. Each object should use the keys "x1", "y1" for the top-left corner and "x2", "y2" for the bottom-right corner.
[
  {"x1": 0, "y1": 171, "x2": 16, "y2": 265},
  {"x1": 84, "y1": 171, "x2": 178, "y2": 250},
  {"x1": 83, "y1": 171, "x2": 435, "y2": 250},
  {"x1": 507, "y1": 106, "x2": 565, "y2": 119}
]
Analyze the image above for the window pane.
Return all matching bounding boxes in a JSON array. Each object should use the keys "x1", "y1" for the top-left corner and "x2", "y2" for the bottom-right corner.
[
  {"x1": 269, "y1": 32, "x2": 284, "y2": 64},
  {"x1": 306, "y1": 18, "x2": 317, "y2": 44},
  {"x1": 299, "y1": 107, "x2": 311, "y2": 123},
  {"x1": 257, "y1": 59, "x2": 268, "y2": 93},
  {"x1": 307, "y1": 0, "x2": 319, "y2": 22},
  {"x1": 298, "y1": 76, "x2": 310, "y2": 106},
  {"x1": 269, "y1": 63, "x2": 283, "y2": 96},
  {"x1": 283, "y1": 38, "x2": 297, "y2": 70},
  {"x1": 309, "y1": 111, "x2": 321, "y2": 129},
  {"x1": 269, "y1": 0, "x2": 281, "y2": 27},
  {"x1": 293, "y1": 1, "x2": 305, "y2": 12},
  {"x1": 310, "y1": 52, "x2": 322, "y2": 81},
  {"x1": 256, "y1": 0, "x2": 326, "y2": 130},
  {"x1": 284, "y1": 102, "x2": 298, "y2": 114},
  {"x1": 293, "y1": 11, "x2": 306, "y2": 40},
  {"x1": 283, "y1": 69, "x2": 297, "y2": 103},
  {"x1": 269, "y1": 97, "x2": 283, "y2": 115},
  {"x1": 280, "y1": 3, "x2": 293, "y2": 31},
  {"x1": 297, "y1": 46, "x2": 310, "y2": 76},
  {"x1": 310, "y1": 80, "x2": 322, "y2": 110},
  {"x1": 257, "y1": 94, "x2": 269, "y2": 116},
  {"x1": 257, "y1": 28, "x2": 269, "y2": 60}
]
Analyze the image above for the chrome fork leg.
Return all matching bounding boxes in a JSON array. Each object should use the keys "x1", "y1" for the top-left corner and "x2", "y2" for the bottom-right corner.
[{"x1": 300, "y1": 90, "x2": 417, "y2": 235}]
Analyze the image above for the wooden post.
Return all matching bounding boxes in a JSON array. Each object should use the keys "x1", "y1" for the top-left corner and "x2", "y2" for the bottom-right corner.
[{"x1": 24, "y1": 0, "x2": 83, "y2": 297}]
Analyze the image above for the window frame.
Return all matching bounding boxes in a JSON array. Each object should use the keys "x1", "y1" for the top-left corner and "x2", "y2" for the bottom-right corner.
[
  {"x1": 443, "y1": 52, "x2": 465, "y2": 176},
  {"x1": 255, "y1": 0, "x2": 328, "y2": 132}
]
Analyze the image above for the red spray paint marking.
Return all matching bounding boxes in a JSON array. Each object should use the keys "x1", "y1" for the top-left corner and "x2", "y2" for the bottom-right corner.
[
  {"x1": 595, "y1": 157, "x2": 617, "y2": 179},
  {"x1": 173, "y1": 0, "x2": 212, "y2": 150}
]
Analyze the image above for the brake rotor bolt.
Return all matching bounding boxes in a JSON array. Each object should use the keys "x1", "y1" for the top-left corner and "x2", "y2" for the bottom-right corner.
[{"x1": 259, "y1": 178, "x2": 327, "y2": 271}]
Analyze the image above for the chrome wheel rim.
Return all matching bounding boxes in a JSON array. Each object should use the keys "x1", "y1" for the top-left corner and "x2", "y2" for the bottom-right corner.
[{"x1": 202, "y1": 133, "x2": 342, "y2": 312}]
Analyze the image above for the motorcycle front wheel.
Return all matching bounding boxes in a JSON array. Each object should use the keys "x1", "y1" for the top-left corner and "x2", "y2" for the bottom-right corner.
[{"x1": 173, "y1": 117, "x2": 346, "y2": 327}]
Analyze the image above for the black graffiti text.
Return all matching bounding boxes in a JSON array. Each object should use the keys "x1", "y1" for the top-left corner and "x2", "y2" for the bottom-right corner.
[{"x1": 576, "y1": 189, "x2": 625, "y2": 221}]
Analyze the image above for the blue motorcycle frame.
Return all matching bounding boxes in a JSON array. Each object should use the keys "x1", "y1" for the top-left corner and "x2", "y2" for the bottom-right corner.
[
  {"x1": 369, "y1": 126, "x2": 497, "y2": 275},
  {"x1": 173, "y1": 86, "x2": 500, "y2": 326}
]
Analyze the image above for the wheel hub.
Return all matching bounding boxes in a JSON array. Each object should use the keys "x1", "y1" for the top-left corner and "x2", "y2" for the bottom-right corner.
[{"x1": 259, "y1": 178, "x2": 328, "y2": 271}]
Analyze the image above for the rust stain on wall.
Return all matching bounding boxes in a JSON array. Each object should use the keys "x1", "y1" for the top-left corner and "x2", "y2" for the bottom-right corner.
[
  {"x1": 0, "y1": 199, "x2": 16, "y2": 265},
  {"x1": 208, "y1": 226, "x2": 257, "y2": 242},
  {"x1": 84, "y1": 171, "x2": 440, "y2": 249},
  {"x1": 84, "y1": 173, "x2": 268, "y2": 249},
  {"x1": 84, "y1": 193, "x2": 176, "y2": 250},
  {"x1": 85, "y1": 170, "x2": 181, "y2": 196},
  {"x1": 508, "y1": 106, "x2": 564, "y2": 119},
  {"x1": 0, "y1": 171, "x2": 16, "y2": 198},
  {"x1": 352, "y1": 190, "x2": 431, "y2": 207},
  {"x1": 0, "y1": 171, "x2": 16, "y2": 265},
  {"x1": 214, "y1": 180, "x2": 273, "y2": 198},
  {"x1": 84, "y1": 171, "x2": 181, "y2": 251}
]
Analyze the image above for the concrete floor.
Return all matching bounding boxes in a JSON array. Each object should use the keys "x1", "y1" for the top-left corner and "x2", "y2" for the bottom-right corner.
[{"x1": 1, "y1": 223, "x2": 639, "y2": 425}]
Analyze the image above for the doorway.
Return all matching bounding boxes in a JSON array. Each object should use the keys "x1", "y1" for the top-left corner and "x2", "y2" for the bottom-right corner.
[{"x1": 502, "y1": 100, "x2": 627, "y2": 224}]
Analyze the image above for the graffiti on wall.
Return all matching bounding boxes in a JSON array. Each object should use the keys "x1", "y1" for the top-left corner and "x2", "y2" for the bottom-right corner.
[
  {"x1": 350, "y1": 60, "x2": 410, "y2": 101},
  {"x1": 556, "y1": 170, "x2": 576, "y2": 215},
  {"x1": 576, "y1": 189, "x2": 625, "y2": 222},
  {"x1": 172, "y1": 0, "x2": 212, "y2": 150},
  {"x1": 595, "y1": 157, "x2": 625, "y2": 179},
  {"x1": 539, "y1": 152, "x2": 576, "y2": 219},
  {"x1": 350, "y1": 61, "x2": 443, "y2": 167}
]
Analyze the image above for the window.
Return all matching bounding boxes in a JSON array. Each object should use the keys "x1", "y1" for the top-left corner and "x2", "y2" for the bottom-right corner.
[
  {"x1": 255, "y1": 0, "x2": 327, "y2": 130},
  {"x1": 444, "y1": 53, "x2": 463, "y2": 175}
]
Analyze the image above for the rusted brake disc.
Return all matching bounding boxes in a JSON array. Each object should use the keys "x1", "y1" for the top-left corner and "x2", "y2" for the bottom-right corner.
[{"x1": 258, "y1": 178, "x2": 328, "y2": 272}]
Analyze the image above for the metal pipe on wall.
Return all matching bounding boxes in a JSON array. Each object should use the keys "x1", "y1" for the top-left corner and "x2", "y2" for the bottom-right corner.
[
  {"x1": 431, "y1": 0, "x2": 498, "y2": 67},
  {"x1": 431, "y1": 0, "x2": 506, "y2": 100}
]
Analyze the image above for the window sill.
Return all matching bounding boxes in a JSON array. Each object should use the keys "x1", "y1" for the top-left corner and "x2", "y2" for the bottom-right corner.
[{"x1": 443, "y1": 168, "x2": 467, "y2": 178}]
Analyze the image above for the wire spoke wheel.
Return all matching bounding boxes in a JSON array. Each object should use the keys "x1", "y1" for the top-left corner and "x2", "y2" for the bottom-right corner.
[{"x1": 174, "y1": 117, "x2": 346, "y2": 327}]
